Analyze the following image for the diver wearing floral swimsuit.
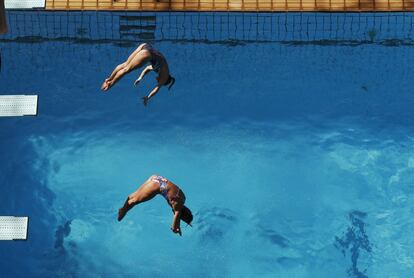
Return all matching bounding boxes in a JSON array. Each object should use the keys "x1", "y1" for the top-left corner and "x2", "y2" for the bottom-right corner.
[
  {"x1": 118, "y1": 175, "x2": 192, "y2": 236},
  {"x1": 151, "y1": 175, "x2": 186, "y2": 205}
]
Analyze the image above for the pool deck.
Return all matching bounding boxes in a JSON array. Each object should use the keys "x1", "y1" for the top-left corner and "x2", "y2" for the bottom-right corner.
[{"x1": 45, "y1": 0, "x2": 414, "y2": 11}]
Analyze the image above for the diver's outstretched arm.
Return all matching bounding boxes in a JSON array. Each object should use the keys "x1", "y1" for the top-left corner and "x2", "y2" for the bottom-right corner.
[
  {"x1": 171, "y1": 202, "x2": 183, "y2": 236},
  {"x1": 171, "y1": 211, "x2": 182, "y2": 236},
  {"x1": 142, "y1": 85, "x2": 161, "y2": 106},
  {"x1": 147, "y1": 85, "x2": 161, "y2": 100},
  {"x1": 134, "y1": 65, "x2": 153, "y2": 86}
]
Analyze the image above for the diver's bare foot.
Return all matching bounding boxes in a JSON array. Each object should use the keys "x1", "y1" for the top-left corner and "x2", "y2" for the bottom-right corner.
[
  {"x1": 118, "y1": 207, "x2": 127, "y2": 221},
  {"x1": 101, "y1": 79, "x2": 111, "y2": 91},
  {"x1": 118, "y1": 197, "x2": 131, "y2": 221},
  {"x1": 101, "y1": 81, "x2": 108, "y2": 91}
]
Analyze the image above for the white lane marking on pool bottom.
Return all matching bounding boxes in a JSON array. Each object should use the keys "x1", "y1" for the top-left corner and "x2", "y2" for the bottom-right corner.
[
  {"x1": 0, "y1": 95, "x2": 38, "y2": 116},
  {"x1": 5, "y1": 0, "x2": 45, "y2": 9},
  {"x1": 0, "y1": 216, "x2": 28, "y2": 240}
]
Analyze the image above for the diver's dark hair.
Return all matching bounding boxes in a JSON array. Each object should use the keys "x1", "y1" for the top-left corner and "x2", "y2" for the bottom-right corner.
[
  {"x1": 180, "y1": 205, "x2": 193, "y2": 226},
  {"x1": 166, "y1": 75, "x2": 175, "y2": 90}
]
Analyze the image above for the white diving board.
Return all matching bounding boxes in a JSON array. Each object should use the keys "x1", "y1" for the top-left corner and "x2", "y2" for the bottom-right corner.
[
  {"x1": 0, "y1": 95, "x2": 38, "y2": 117},
  {"x1": 5, "y1": 0, "x2": 45, "y2": 9},
  {"x1": 0, "y1": 216, "x2": 28, "y2": 240}
]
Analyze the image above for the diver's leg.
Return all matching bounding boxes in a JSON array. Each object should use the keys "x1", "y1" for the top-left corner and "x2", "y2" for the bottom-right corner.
[
  {"x1": 118, "y1": 178, "x2": 159, "y2": 221},
  {"x1": 106, "y1": 62, "x2": 127, "y2": 82},
  {"x1": 107, "y1": 44, "x2": 146, "y2": 80},
  {"x1": 101, "y1": 44, "x2": 148, "y2": 90},
  {"x1": 126, "y1": 43, "x2": 148, "y2": 63},
  {"x1": 112, "y1": 43, "x2": 148, "y2": 75},
  {"x1": 102, "y1": 62, "x2": 126, "y2": 90},
  {"x1": 128, "y1": 180, "x2": 159, "y2": 204},
  {"x1": 103, "y1": 51, "x2": 151, "y2": 91}
]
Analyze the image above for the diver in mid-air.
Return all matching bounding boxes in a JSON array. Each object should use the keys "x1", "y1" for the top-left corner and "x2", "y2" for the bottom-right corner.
[
  {"x1": 118, "y1": 175, "x2": 192, "y2": 236},
  {"x1": 101, "y1": 43, "x2": 175, "y2": 106}
]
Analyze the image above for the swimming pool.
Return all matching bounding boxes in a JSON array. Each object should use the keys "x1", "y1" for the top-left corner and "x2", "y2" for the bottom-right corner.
[{"x1": 1, "y1": 11, "x2": 414, "y2": 278}]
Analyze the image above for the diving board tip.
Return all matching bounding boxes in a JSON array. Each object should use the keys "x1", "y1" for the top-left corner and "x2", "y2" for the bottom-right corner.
[
  {"x1": 5, "y1": 0, "x2": 45, "y2": 9},
  {"x1": 0, "y1": 216, "x2": 29, "y2": 240},
  {"x1": 0, "y1": 95, "x2": 38, "y2": 117}
]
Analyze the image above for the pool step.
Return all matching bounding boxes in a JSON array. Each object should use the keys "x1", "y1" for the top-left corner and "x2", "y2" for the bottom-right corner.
[
  {"x1": 119, "y1": 15, "x2": 156, "y2": 22},
  {"x1": 119, "y1": 15, "x2": 156, "y2": 41}
]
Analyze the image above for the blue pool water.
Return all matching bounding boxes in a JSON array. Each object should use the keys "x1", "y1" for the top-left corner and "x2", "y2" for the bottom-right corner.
[{"x1": 1, "y1": 11, "x2": 414, "y2": 278}]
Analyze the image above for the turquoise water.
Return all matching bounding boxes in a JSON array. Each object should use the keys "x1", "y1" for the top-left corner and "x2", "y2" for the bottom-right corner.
[{"x1": 1, "y1": 11, "x2": 414, "y2": 278}]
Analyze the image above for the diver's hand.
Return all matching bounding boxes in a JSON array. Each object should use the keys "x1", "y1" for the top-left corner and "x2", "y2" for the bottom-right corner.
[
  {"x1": 142, "y1": 96, "x2": 149, "y2": 106},
  {"x1": 134, "y1": 78, "x2": 142, "y2": 86},
  {"x1": 171, "y1": 227, "x2": 182, "y2": 236}
]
